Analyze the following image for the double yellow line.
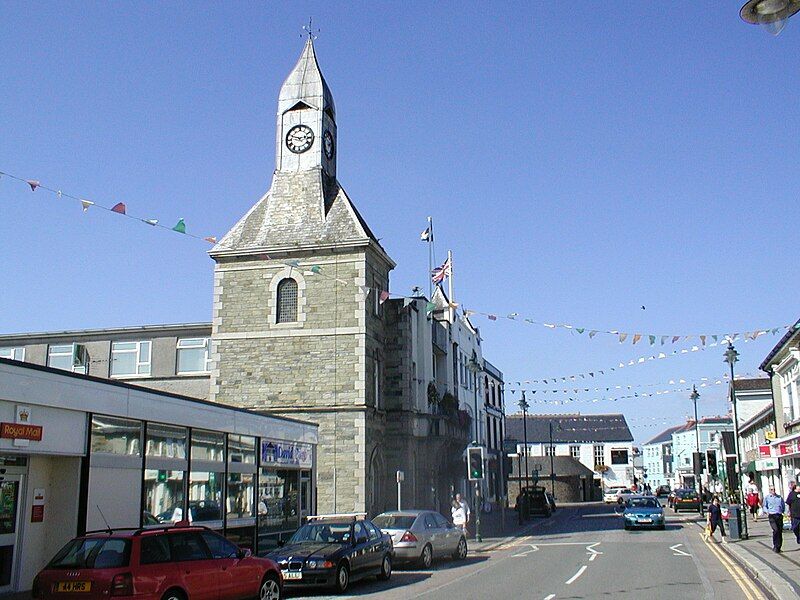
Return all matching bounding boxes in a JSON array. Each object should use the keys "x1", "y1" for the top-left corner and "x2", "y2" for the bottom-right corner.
[{"x1": 701, "y1": 533, "x2": 765, "y2": 600}]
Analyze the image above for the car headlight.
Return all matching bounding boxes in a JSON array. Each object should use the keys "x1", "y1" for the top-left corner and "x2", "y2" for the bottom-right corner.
[
  {"x1": 306, "y1": 559, "x2": 334, "y2": 569},
  {"x1": 306, "y1": 560, "x2": 317, "y2": 569}
]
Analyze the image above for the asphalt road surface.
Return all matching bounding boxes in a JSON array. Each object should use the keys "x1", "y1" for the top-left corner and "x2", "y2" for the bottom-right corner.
[{"x1": 285, "y1": 502, "x2": 771, "y2": 600}]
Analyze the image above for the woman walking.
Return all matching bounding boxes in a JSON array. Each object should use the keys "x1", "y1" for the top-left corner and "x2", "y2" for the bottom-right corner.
[
  {"x1": 746, "y1": 488, "x2": 761, "y2": 521},
  {"x1": 707, "y1": 496, "x2": 727, "y2": 544}
]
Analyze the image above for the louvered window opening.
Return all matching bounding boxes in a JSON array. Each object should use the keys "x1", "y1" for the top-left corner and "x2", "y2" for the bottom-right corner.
[{"x1": 277, "y1": 279, "x2": 298, "y2": 323}]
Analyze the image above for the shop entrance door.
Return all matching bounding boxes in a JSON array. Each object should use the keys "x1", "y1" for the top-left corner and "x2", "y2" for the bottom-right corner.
[{"x1": 0, "y1": 475, "x2": 22, "y2": 592}]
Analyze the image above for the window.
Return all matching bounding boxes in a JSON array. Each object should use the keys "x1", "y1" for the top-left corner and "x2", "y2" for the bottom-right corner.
[
  {"x1": 611, "y1": 449, "x2": 629, "y2": 465},
  {"x1": 228, "y1": 434, "x2": 256, "y2": 464},
  {"x1": 111, "y1": 341, "x2": 151, "y2": 377},
  {"x1": 168, "y1": 532, "x2": 210, "y2": 562},
  {"x1": 0, "y1": 347, "x2": 24, "y2": 361},
  {"x1": 140, "y1": 535, "x2": 171, "y2": 564},
  {"x1": 259, "y1": 468, "x2": 299, "y2": 533},
  {"x1": 570, "y1": 445, "x2": 581, "y2": 459},
  {"x1": 144, "y1": 470, "x2": 184, "y2": 523},
  {"x1": 177, "y1": 338, "x2": 212, "y2": 373},
  {"x1": 545, "y1": 445, "x2": 555, "y2": 457},
  {"x1": 188, "y1": 472, "x2": 223, "y2": 522},
  {"x1": 276, "y1": 278, "x2": 298, "y2": 323},
  {"x1": 91, "y1": 416, "x2": 141, "y2": 455},
  {"x1": 48, "y1": 343, "x2": 87, "y2": 374},
  {"x1": 191, "y1": 430, "x2": 225, "y2": 462},
  {"x1": 365, "y1": 521, "x2": 382, "y2": 540},
  {"x1": 201, "y1": 531, "x2": 238, "y2": 559},
  {"x1": 354, "y1": 522, "x2": 369, "y2": 544},
  {"x1": 146, "y1": 423, "x2": 187, "y2": 459},
  {"x1": 593, "y1": 444, "x2": 605, "y2": 467},
  {"x1": 227, "y1": 472, "x2": 255, "y2": 520}
]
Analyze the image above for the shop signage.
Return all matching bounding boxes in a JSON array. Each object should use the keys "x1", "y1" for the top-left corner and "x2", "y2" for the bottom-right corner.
[
  {"x1": 766, "y1": 431, "x2": 777, "y2": 441},
  {"x1": 31, "y1": 487, "x2": 45, "y2": 523},
  {"x1": 759, "y1": 444, "x2": 772, "y2": 458},
  {"x1": 0, "y1": 422, "x2": 42, "y2": 442},
  {"x1": 778, "y1": 441, "x2": 800, "y2": 456},
  {"x1": 756, "y1": 458, "x2": 779, "y2": 471},
  {"x1": 260, "y1": 439, "x2": 312, "y2": 468}
]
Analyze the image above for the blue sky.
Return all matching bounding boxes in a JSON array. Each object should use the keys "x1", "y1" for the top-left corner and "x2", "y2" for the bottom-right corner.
[{"x1": 2, "y1": 2, "x2": 798, "y2": 443}]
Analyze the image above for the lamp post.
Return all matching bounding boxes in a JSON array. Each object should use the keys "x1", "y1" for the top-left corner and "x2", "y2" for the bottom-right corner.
[
  {"x1": 740, "y1": 0, "x2": 800, "y2": 35},
  {"x1": 467, "y1": 353, "x2": 482, "y2": 542},
  {"x1": 690, "y1": 386, "x2": 701, "y2": 493},
  {"x1": 519, "y1": 392, "x2": 531, "y2": 493},
  {"x1": 549, "y1": 421, "x2": 556, "y2": 497},
  {"x1": 725, "y1": 342, "x2": 749, "y2": 539}
]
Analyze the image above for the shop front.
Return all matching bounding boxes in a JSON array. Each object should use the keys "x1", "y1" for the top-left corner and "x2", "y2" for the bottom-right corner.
[{"x1": 0, "y1": 358, "x2": 317, "y2": 593}]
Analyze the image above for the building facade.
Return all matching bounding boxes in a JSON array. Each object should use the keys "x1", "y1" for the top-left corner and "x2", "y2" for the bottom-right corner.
[
  {"x1": 642, "y1": 425, "x2": 683, "y2": 490},
  {"x1": 671, "y1": 416, "x2": 733, "y2": 490}
]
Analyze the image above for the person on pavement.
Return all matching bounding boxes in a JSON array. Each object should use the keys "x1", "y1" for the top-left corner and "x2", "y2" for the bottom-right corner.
[
  {"x1": 746, "y1": 488, "x2": 761, "y2": 521},
  {"x1": 707, "y1": 496, "x2": 726, "y2": 543},
  {"x1": 787, "y1": 483, "x2": 800, "y2": 544},
  {"x1": 763, "y1": 485, "x2": 786, "y2": 553},
  {"x1": 452, "y1": 493, "x2": 470, "y2": 537}
]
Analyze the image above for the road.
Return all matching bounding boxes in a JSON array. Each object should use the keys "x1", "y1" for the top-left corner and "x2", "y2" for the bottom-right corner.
[{"x1": 285, "y1": 502, "x2": 771, "y2": 600}]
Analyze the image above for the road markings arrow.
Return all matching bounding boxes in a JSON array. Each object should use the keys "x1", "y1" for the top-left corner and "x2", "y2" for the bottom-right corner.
[{"x1": 670, "y1": 543, "x2": 692, "y2": 556}]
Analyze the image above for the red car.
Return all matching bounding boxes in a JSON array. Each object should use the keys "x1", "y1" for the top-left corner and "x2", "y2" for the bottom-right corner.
[{"x1": 32, "y1": 524, "x2": 282, "y2": 600}]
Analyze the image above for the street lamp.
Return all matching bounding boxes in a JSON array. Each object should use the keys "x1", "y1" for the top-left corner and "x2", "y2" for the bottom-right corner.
[
  {"x1": 466, "y1": 353, "x2": 483, "y2": 541},
  {"x1": 740, "y1": 0, "x2": 800, "y2": 35},
  {"x1": 690, "y1": 386, "x2": 701, "y2": 493},
  {"x1": 519, "y1": 392, "x2": 531, "y2": 499},
  {"x1": 548, "y1": 421, "x2": 556, "y2": 497},
  {"x1": 725, "y1": 341, "x2": 749, "y2": 539}
]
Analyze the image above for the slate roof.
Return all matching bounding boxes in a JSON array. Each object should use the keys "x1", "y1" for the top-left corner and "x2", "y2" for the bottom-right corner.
[
  {"x1": 732, "y1": 377, "x2": 772, "y2": 391},
  {"x1": 509, "y1": 456, "x2": 596, "y2": 479},
  {"x1": 760, "y1": 319, "x2": 800, "y2": 372},
  {"x1": 643, "y1": 425, "x2": 684, "y2": 446},
  {"x1": 504, "y1": 413, "x2": 633, "y2": 443}
]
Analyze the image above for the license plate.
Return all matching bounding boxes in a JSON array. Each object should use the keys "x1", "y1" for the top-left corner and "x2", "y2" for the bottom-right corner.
[
  {"x1": 639, "y1": 518, "x2": 653, "y2": 523},
  {"x1": 284, "y1": 572, "x2": 302, "y2": 580},
  {"x1": 55, "y1": 582, "x2": 92, "y2": 593}
]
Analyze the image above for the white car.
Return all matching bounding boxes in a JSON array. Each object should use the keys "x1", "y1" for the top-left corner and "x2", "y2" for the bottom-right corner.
[{"x1": 603, "y1": 487, "x2": 629, "y2": 503}]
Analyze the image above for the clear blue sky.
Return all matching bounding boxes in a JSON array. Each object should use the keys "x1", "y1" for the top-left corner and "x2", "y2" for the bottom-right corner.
[{"x1": 2, "y1": 3, "x2": 798, "y2": 443}]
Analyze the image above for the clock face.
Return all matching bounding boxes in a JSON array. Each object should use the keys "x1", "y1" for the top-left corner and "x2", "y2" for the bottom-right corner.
[
  {"x1": 286, "y1": 125, "x2": 314, "y2": 154},
  {"x1": 323, "y1": 130, "x2": 334, "y2": 159}
]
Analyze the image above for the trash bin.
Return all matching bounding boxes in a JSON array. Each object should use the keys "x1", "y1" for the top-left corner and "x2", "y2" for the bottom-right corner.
[{"x1": 728, "y1": 504, "x2": 743, "y2": 540}]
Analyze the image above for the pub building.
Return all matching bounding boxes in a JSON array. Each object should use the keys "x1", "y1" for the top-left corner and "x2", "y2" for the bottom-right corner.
[{"x1": 0, "y1": 358, "x2": 318, "y2": 593}]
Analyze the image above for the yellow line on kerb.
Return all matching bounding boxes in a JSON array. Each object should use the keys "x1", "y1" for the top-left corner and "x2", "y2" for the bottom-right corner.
[{"x1": 701, "y1": 533, "x2": 764, "y2": 600}]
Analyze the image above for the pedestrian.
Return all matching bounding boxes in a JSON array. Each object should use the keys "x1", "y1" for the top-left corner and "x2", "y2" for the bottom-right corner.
[
  {"x1": 706, "y1": 496, "x2": 727, "y2": 543},
  {"x1": 787, "y1": 483, "x2": 800, "y2": 544},
  {"x1": 763, "y1": 485, "x2": 786, "y2": 553},
  {"x1": 746, "y1": 488, "x2": 761, "y2": 522},
  {"x1": 452, "y1": 493, "x2": 470, "y2": 537}
]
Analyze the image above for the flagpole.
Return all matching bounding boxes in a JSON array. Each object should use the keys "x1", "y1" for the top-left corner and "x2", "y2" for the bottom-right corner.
[
  {"x1": 447, "y1": 249, "x2": 454, "y2": 323},
  {"x1": 428, "y1": 216, "x2": 434, "y2": 300}
]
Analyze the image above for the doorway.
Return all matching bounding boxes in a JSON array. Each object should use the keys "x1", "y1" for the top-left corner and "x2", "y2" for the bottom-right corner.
[{"x1": 0, "y1": 474, "x2": 23, "y2": 592}]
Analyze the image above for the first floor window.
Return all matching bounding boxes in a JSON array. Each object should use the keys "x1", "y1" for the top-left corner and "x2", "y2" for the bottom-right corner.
[
  {"x1": 177, "y1": 338, "x2": 212, "y2": 373},
  {"x1": 611, "y1": 449, "x2": 629, "y2": 465},
  {"x1": 570, "y1": 445, "x2": 581, "y2": 459},
  {"x1": 594, "y1": 444, "x2": 605, "y2": 467},
  {"x1": 111, "y1": 340, "x2": 151, "y2": 376},
  {"x1": 0, "y1": 347, "x2": 24, "y2": 361},
  {"x1": 545, "y1": 445, "x2": 555, "y2": 457},
  {"x1": 48, "y1": 343, "x2": 88, "y2": 373}
]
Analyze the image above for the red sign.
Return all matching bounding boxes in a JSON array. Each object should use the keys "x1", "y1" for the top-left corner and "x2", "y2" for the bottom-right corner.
[
  {"x1": 779, "y1": 441, "x2": 798, "y2": 456},
  {"x1": 31, "y1": 504, "x2": 44, "y2": 523},
  {"x1": 759, "y1": 445, "x2": 772, "y2": 458},
  {"x1": 0, "y1": 422, "x2": 42, "y2": 441}
]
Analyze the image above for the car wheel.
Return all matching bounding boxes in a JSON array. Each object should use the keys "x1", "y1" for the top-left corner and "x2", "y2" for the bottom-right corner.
[
  {"x1": 658, "y1": 525, "x2": 666, "y2": 531},
  {"x1": 624, "y1": 525, "x2": 630, "y2": 531},
  {"x1": 260, "y1": 574, "x2": 281, "y2": 600},
  {"x1": 377, "y1": 553, "x2": 392, "y2": 581},
  {"x1": 335, "y1": 562, "x2": 350, "y2": 594},
  {"x1": 419, "y1": 544, "x2": 433, "y2": 569},
  {"x1": 161, "y1": 590, "x2": 185, "y2": 600},
  {"x1": 452, "y1": 537, "x2": 468, "y2": 560},
  {"x1": 674, "y1": 508, "x2": 679, "y2": 513}
]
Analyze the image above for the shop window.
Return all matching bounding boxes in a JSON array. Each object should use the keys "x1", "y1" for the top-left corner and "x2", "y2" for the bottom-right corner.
[
  {"x1": 177, "y1": 338, "x2": 212, "y2": 373},
  {"x1": 0, "y1": 347, "x2": 24, "y2": 361},
  {"x1": 258, "y1": 468, "x2": 299, "y2": 533},
  {"x1": 300, "y1": 470, "x2": 312, "y2": 517},
  {"x1": 143, "y1": 469, "x2": 184, "y2": 524},
  {"x1": 188, "y1": 471, "x2": 223, "y2": 523},
  {"x1": 111, "y1": 341, "x2": 151, "y2": 377},
  {"x1": 146, "y1": 423, "x2": 186, "y2": 459},
  {"x1": 91, "y1": 415, "x2": 142, "y2": 456},
  {"x1": 228, "y1": 434, "x2": 256, "y2": 464},
  {"x1": 191, "y1": 429, "x2": 225, "y2": 462},
  {"x1": 227, "y1": 472, "x2": 255, "y2": 520},
  {"x1": 611, "y1": 449, "x2": 629, "y2": 465}
]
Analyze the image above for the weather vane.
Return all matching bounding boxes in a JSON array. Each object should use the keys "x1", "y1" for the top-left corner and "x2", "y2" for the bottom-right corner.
[{"x1": 302, "y1": 17, "x2": 319, "y2": 40}]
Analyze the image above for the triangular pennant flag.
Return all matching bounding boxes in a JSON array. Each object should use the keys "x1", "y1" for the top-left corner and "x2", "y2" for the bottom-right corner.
[
  {"x1": 712, "y1": 335, "x2": 718, "y2": 343},
  {"x1": 425, "y1": 302, "x2": 436, "y2": 314},
  {"x1": 204, "y1": 236, "x2": 217, "y2": 244},
  {"x1": 507, "y1": 312, "x2": 518, "y2": 319},
  {"x1": 310, "y1": 265, "x2": 321, "y2": 274},
  {"x1": 26, "y1": 180, "x2": 40, "y2": 191},
  {"x1": 488, "y1": 315, "x2": 497, "y2": 321},
  {"x1": 632, "y1": 334, "x2": 642, "y2": 345},
  {"x1": 700, "y1": 335, "x2": 706, "y2": 346},
  {"x1": 80, "y1": 200, "x2": 94, "y2": 212},
  {"x1": 576, "y1": 328, "x2": 585, "y2": 334},
  {"x1": 111, "y1": 202, "x2": 126, "y2": 214},
  {"x1": 672, "y1": 336, "x2": 680, "y2": 344},
  {"x1": 359, "y1": 286, "x2": 371, "y2": 297},
  {"x1": 379, "y1": 291, "x2": 390, "y2": 305},
  {"x1": 771, "y1": 328, "x2": 779, "y2": 335},
  {"x1": 172, "y1": 218, "x2": 186, "y2": 234},
  {"x1": 144, "y1": 219, "x2": 158, "y2": 226},
  {"x1": 619, "y1": 333, "x2": 628, "y2": 343},
  {"x1": 648, "y1": 335, "x2": 656, "y2": 345},
  {"x1": 589, "y1": 330, "x2": 598, "y2": 339},
  {"x1": 660, "y1": 335, "x2": 668, "y2": 345}
]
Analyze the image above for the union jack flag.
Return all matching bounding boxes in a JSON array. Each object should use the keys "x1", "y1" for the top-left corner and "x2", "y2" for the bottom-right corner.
[{"x1": 431, "y1": 257, "x2": 451, "y2": 284}]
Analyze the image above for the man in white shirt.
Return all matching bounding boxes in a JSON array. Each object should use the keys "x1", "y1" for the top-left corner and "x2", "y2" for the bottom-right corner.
[{"x1": 452, "y1": 493, "x2": 471, "y2": 536}]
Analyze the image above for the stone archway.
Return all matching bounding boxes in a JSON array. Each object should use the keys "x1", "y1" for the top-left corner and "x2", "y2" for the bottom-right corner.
[{"x1": 366, "y1": 445, "x2": 385, "y2": 515}]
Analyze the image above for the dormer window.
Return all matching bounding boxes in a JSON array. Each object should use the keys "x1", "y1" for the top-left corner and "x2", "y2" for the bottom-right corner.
[{"x1": 276, "y1": 278, "x2": 299, "y2": 323}]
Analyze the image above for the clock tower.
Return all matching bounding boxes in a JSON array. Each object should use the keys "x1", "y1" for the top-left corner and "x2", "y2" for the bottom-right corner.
[{"x1": 209, "y1": 38, "x2": 395, "y2": 516}]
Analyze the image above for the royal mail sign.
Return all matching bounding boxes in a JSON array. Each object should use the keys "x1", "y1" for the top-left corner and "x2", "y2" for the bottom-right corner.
[{"x1": 0, "y1": 422, "x2": 43, "y2": 441}]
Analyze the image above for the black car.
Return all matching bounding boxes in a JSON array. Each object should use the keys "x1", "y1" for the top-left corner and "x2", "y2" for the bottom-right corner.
[
  {"x1": 515, "y1": 486, "x2": 552, "y2": 518},
  {"x1": 267, "y1": 514, "x2": 393, "y2": 593}
]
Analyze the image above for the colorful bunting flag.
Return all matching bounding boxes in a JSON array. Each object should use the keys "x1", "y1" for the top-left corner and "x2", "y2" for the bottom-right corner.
[
  {"x1": 379, "y1": 291, "x2": 390, "y2": 305},
  {"x1": 111, "y1": 202, "x2": 126, "y2": 214},
  {"x1": 632, "y1": 334, "x2": 642, "y2": 345},
  {"x1": 144, "y1": 219, "x2": 158, "y2": 226},
  {"x1": 425, "y1": 302, "x2": 436, "y2": 314},
  {"x1": 26, "y1": 180, "x2": 39, "y2": 191},
  {"x1": 80, "y1": 200, "x2": 94, "y2": 212},
  {"x1": 172, "y1": 219, "x2": 186, "y2": 234},
  {"x1": 488, "y1": 315, "x2": 497, "y2": 321}
]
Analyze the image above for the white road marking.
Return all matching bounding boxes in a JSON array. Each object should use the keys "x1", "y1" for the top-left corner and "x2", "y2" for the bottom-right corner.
[
  {"x1": 544, "y1": 595, "x2": 556, "y2": 600},
  {"x1": 670, "y1": 543, "x2": 692, "y2": 557},
  {"x1": 512, "y1": 544, "x2": 539, "y2": 557},
  {"x1": 589, "y1": 553, "x2": 597, "y2": 561},
  {"x1": 565, "y1": 565, "x2": 588, "y2": 585},
  {"x1": 585, "y1": 542, "x2": 603, "y2": 560}
]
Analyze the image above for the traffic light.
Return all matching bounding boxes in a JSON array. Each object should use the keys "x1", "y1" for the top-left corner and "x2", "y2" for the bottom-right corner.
[
  {"x1": 706, "y1": 450, "x2": 718, "y2": 477},
  {"x1": 692, "y1": 451, "x2": 706, "y2": 475},
  {"x1": 467, "y1": 446, "x2": 485, "y2": 481}
]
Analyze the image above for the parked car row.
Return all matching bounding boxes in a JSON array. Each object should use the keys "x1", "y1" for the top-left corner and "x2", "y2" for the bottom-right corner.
[{"x1": 32, "y1": 508, "x2": 470, "y2": 600}]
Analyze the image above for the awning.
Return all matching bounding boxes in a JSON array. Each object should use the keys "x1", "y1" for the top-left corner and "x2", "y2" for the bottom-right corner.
[{"x1": 743, "y1": 461, "x2": 757, "y2": 474}]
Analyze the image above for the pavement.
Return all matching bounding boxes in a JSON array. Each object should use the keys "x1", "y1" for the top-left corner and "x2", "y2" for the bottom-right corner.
[{"x1": 286, "y1": 502, "x2": 768, "y2": 599}]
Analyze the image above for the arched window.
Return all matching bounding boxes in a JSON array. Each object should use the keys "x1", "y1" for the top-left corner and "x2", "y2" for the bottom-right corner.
[{"x1": 276, "y1": 278, "x2": 298, "y2": 323}]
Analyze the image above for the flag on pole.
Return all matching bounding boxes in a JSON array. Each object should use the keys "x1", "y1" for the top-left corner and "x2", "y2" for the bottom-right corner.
[
  {"x1": 379, "y1": 291, "x2": 390, "y2": 304},
  {"x1": 431, "y1": 257, "x2": 451, "y2": 284},
  {"x1": 420, "y1": 227, "x2": 432, "y2": 241}
]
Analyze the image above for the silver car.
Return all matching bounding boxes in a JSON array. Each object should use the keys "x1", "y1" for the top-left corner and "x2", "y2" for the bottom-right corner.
[{"x1": 373, "y1": 510, "x2": 468, "y2": 568}]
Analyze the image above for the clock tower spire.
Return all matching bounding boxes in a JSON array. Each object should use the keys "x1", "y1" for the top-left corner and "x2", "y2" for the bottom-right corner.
[{"x1": 276, "y1": 37, "x2": 336, "y2": 181}]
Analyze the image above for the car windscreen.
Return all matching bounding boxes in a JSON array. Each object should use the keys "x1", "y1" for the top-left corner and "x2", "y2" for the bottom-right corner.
[
  {"x1": 627, "y1": 498, "x2": 659, "y2": 508},
  {"x1": 373, "y1": 515, "x2": 417, "y2": 530},
  {"x1": 289, "y1": 522, "x2": 352, "y2": 544},
  {"x1": 48, "y1": 537, "x2": 131, "y2": 568},
  {"x1": 677, "y1": 491, "x2": 697, "y2": 499}
]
